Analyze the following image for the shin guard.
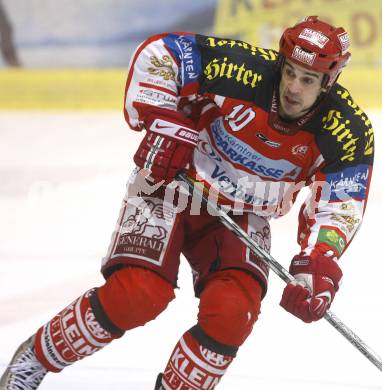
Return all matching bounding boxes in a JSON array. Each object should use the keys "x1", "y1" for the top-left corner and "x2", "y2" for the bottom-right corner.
[
  {"x1": 34, "y1": 289, "x2": 120, "y2": 372},
  {"x1": 160, "y1": 325, "x2": 237, "y2": 389}
]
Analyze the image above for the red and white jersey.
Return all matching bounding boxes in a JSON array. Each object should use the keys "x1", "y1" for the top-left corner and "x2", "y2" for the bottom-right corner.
[{"x1": 123, "y1": 32, "x2": 374, "y2": 260}]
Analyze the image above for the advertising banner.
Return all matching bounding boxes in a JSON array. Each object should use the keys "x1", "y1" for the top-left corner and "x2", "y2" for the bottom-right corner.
[{"x1": 215, "y1": 0, "x2": 382, "y2": 66}]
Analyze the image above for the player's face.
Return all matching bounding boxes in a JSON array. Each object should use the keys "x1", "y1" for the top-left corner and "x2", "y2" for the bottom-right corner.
[{"x1": 279, "y1": 60, "x2": 324, "y2": 120}]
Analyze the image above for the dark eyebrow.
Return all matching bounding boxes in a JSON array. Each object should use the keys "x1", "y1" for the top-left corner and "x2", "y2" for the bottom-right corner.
[{"x1": 284, "y1": 61, "x2": 320, "y2": 79}]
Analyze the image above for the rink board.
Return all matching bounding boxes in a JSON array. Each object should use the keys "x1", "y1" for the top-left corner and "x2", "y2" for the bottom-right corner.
[{"x1": 0, "y1": 67, "x2": 382, "y2": 110}]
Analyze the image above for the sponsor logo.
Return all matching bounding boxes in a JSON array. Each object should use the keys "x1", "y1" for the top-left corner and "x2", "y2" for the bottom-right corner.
[
  {"x1": 248, "y1": 229, "x2": 270, "y2": 276},
  {"x1": 166, "y1": 344, "x2": 223, "y2": 388},
  {"x1": 331, "y1": 212, "x2": 360, "y2": 234},
  {"x1": 336, "y1": 89, "x2": 374, "y2": 157},
  {"x1": 151, "y1": 121, "x2": 173, "y2": 132},
  {"x1": 340, "y1": 202, "x2": 355, "y2": 211},
  {"x1": 299, "y1": 28, "x2": 329, "y2": 48},
  {"x1": 211, "y1": 118, "x2": 301, "y2": 179},
  {"x1": 210, "y1": 165, "x2": 278, "y2": 206},
  {"x1": 330, "y1": 202, "x2": 360, "y2": 233},
  {"x1": 364, "y1": 127, "x2": 374, "y2": 157},
  {"x1": 43, "y1": 325, "x2": 69, "y2": 369},
  {"x1": 291, "y1": 144, "x2": 309, "y2": 158},
  {"x1": 200, "y1": 347, "x2": 231, "y2": 367},
  {"x1": 48, "y1": 299, "x2": 106, "y2": 365},
  {"x1": 197, "y1": 140, "x2": 222, "y2": 162},
  {"x1": 338, "y1": 32, "x2": 350, "y2": 53},
  {"x1": 146, "y1": 77, "x2": 174, "y2": 89},
  {"x1": 204, "y1": 57, "x2": 263, "y2": 89},
  {"x1": 322, "y1": 110, "x2": 359, "y2": 162},
  {"x1": 317, "y1": 228, "x2": 346, "y2": 255},
  {"x1": 292, "y1": 259, "x2": 310, "y2": 266},
  {"x1": 84, "y1": 308, "x2": 112, "y2": 340},
  {"x1": 137, "y1": 88, "x2": 177, "y2": 107},
  {"x1": 204, "y1": 36, "x2": 277, "y2": 61},
  {"x1": 322, "y1": 277, "x2": 334, "y2": 287},
  {"x1": 256, "y1": 132, "x2": 281, "y2": 148},
  {"x1": 175, "y1": 35, "x2": 199, "y2": 81},
  {"x1": 312, "y1": 293, "x2": 331, "y2": 317},
  {"x1": 326, "y1": 164, "x2": 369, "y2": 201},
  {"x1": 175, "y1": 129, "x2": 199, "y2": 143},
  {"x1": 148, "y1": 55, "x2": 176, "y2": 81},
  {"x1": 292, "y1": 46, "x2": 316, "y2": 66},
  {"x1": 163, "y1": 35, "x2": 201, "y2": 85},
  {"x1": 150, "y1": 118, "x2": 198, "y2": 145},
  {"x1": 117, "y1": 200, "x2": 168, "y2": 263}
]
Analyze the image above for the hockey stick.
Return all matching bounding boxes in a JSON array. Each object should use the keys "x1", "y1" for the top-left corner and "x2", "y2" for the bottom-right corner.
[{"x1": 176, "y1": 172, "x2": 382, "y2": 372}]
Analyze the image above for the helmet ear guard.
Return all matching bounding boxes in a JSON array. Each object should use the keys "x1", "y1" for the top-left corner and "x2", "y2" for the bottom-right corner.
[{"x1": 279, "y1": 16, "x2": 351, "y2": 89}]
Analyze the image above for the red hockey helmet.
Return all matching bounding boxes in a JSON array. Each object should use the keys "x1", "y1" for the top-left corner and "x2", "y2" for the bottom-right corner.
[{"x1": 279, "y1": 16, "x2": 351, "y2": 88}]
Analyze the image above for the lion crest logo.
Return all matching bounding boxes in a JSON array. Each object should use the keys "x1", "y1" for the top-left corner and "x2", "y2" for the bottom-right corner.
[{"x1": 121, "y1": 200, "x2": 167, "y2": 240}]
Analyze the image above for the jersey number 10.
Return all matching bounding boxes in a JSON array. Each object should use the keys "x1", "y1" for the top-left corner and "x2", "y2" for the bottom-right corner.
[{"x1": 226, "y1": 104, "x2": 256, "y2": 132}]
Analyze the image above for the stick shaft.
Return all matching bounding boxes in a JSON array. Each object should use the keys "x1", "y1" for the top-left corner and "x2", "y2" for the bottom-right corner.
[{"x1": 177, "y1": 172, "x2": 382, "y2": 372}]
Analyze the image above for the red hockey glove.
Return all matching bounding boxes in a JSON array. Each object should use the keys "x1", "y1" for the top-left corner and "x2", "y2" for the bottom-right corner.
[
  {"x1": 134, "y1": 113, "x2": 199, "y2": 182},
  {"x1": 280, "y1": 254, "x2": 342, "y2": 323}
]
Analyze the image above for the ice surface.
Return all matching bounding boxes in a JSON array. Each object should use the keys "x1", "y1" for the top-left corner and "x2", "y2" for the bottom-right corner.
[{"x1": 0, "y1": 112, "x2": 381, "y2": 389}]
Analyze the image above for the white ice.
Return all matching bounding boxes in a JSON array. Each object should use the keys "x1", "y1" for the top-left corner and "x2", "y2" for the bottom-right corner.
[{"x1": 0, "y1": 111, "x2": 381, "y2": 389}]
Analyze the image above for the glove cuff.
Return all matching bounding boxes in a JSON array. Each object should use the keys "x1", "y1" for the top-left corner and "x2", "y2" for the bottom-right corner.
[
  {"x1": 290, "y1": 255, "x2": 343, "y2": 291},
  {"x1": 145, "y1": 109, "x2": 199, "y2": 146}
]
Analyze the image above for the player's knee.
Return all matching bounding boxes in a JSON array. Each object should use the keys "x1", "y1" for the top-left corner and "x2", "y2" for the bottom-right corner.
[
  {"x1": 96, "y1": 267, "x2": 175, "y2": 331},
  {"x1": 198, "y1": 269, "x2": 262, "y2": 347}
]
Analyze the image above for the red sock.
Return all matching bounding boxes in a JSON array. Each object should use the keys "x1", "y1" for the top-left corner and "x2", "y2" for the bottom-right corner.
[
  {"x1": 34, "y1": 289, "x2": 117, "y2": 372},
  {"x1": 161, "y1": 326, "x2": 237, "y2": 389}
]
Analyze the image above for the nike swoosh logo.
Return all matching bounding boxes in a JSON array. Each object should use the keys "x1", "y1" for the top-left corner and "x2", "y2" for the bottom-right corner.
[
  {"x1": 311, "y1": 291, "x2": 332, "y2": 316},
  {"x1": 150, "y1": 119, "x2": 198, "y2": 145},
  {"x1": 151, "y1": 121, "x2": 177, "y2": 133}
]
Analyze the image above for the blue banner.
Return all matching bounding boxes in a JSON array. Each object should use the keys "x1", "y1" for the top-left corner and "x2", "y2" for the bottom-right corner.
[{"x1": 0, "y1": 0, "x2": 217, "y2": 67}]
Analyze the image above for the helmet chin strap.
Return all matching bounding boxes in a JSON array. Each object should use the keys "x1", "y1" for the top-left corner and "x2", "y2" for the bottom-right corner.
[
  {"x1": 318, "y1": 87, "x2": 329, "y2": 100},
  {"x1": 309, "y1": 88, "x2": 329, "y2": 113}
]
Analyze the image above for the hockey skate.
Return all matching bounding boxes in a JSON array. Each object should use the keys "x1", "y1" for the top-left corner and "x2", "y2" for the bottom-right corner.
[
  {"x1": 0, "y1": 335, "x2": 47, "y2": 390},
  {"x1": 154, "y1": 373, "x2": 164, "y2": 390}
]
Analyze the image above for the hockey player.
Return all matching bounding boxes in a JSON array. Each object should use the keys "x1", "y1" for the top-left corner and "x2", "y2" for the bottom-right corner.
[{"x1": 0, "y1": 16, "x2": 374, "y2": 389}]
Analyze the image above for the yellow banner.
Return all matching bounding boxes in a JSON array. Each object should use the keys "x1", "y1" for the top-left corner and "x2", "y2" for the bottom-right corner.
[
  {"x1": 0, "y1": 69, "x2": 126, "y2": 110},
  {"x1": 215, "y1": 0, "x2": 382, "y2": 66}
]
